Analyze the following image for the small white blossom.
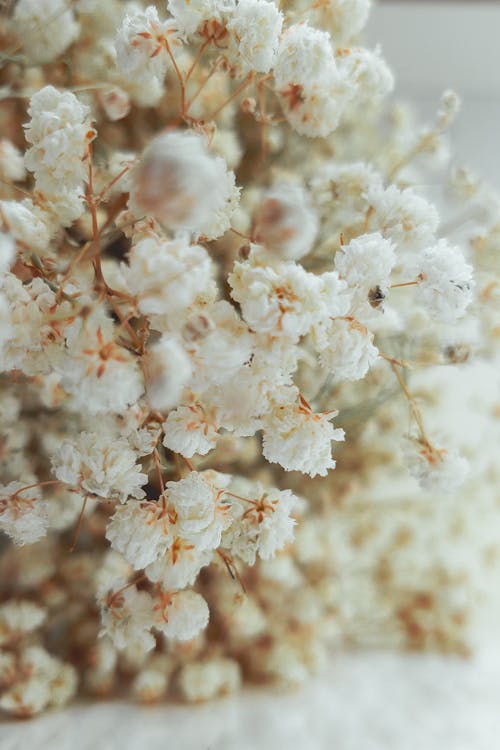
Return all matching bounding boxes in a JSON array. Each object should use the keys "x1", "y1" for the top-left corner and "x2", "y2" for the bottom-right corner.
[
  {"x1": 0, "y1": 140, "x2": 25, "y2": 182},
  {"x1": 229, "y1": 255, "x2": 348, "y2": 341},
  {"x1": 178, "y1": 658, "x2": 241, "y2": 702},
  {"x1": 339, "y1": 46, "x2": 394, "y2": 102},
  {"x1": 166, "y1": 472, "x2": 232, "y2": 549},
  {"x1": 262, "y1": 394, "x2": 345, "y2": 477},
  {"x1": 0, "y1": 199, "x2": 51, "y2": 252},
  {"x1": 24, "y1": 86, "x2": 95, "y2": 194},
  {"x1": 226, "y1": 0, "x2": 283, "y2": 74},
  {"x1": 51, "y1": 432, "x2": 147, "y2": 502},
  {"x1": 273, "y1": 22, "x2": 350, "y2": 137},
  {"x1": 414, "y1": 240, "x2": 474, "y2": 323},
  {"x1": 224, "y1": 485, "x2": 296, "y2": 564},
  {"x1": 97, "y1": 87, "x2": 131, "y2": 122},
  {"x1": 12, "y1": 0, "x2": 80, "y2": 64},
  {"x1": 144, "y1": 335, "x2": 193, "y2": 411},
  {"x1": 186, "y1": 300, "x2": 253, "y2": 388},
  {"x1": 126, "y1": 235, "x2": 215, "y2": 319},
  {"x1": 253, "y1": 184, "x2": 319, "y2": 261},
  {"x1": 334, "y1": 232, "x2": 396, "y2": 309},
  {"x1": 0, "y1": 601, "x2": 47, "y2": 645},
  {"x1": 58, "y1": 313, "x2": 144, "y2": 414},
  {"x1": 0, "y1": 481, "x2": 49, "y2": 546},
  {"x1": 314, "y1": 317, "x2": 379, "y2": 382},
  {"x1": 99, "y1": 585, "x2": 155, "y2": 653},
  {"x1": 366, "y1": 185, "x2": 440, "y2": 251},
  {"x1": 405, "y1": 442, "x2": 470, "y2": 494},
  {"x1": 273, "y1": 23, "x2": 336, "y2": 91},
  {"x1": 106, "y1": 500, "x2": 173, "y2": 570},
  {"x1": 163, "y1": 402, "x2": 219, "y2": 457},
  {"x1": 115, "y1": 6, "x2": 179, "y2": 89},
  {"x1": 168, "y1": 0, "x2": 235, "y2": 39},
  {"x1": 146, "y1": 542, "x2": 213, "y2": 590},
  {"x1": 304, "y1": 0, "x2": 371, "y2": 42},
  {"x1": 0, "y1": 232, "x2": 15, "y2": 275},
  {"x1": 153, "y1": 590, "x2": 209, "y2": 641},
  {"x1": 129, "y1": 130, "x2": 237, "y2": 237}
]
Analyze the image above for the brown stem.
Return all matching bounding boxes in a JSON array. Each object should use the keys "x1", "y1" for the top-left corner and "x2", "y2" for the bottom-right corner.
[
  {"x1": 208, "y1": 72, "x2": 254, "y2": 120},
  {"x1": 185, "y1": 38, "x2": 210, "y2": 83},
  {"x1": 69, "y1": 495, "x2": 89, "y2": 552}
]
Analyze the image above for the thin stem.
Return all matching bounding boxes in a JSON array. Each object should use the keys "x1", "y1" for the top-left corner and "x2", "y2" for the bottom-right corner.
[
  {"x1": 185, "y1": 60, "x2": 220, "y2": 112},
  {"x1": 390, "y1": 280, "x2": 420, "y2": 289},
  {"x1": 69, "y1": 495, "x2": 89, "y2": 552},
  {"x1": 164, "y1": 37, "x2": 186, "y2": 116},
  {"x1": 11, "y1": 479, "x2": 64, "y2": 499},
  {"x1": 185, "y1": 38, "x2": 210, "y2": 83},
  {"x1": 208, "y1": 72, "x2": 254, "y2": 120},
  {"x1": 388, "y1": 360, "x2": 430, "y2": 446},
  {"x1": 96, "y1": 165, "x2": 131, "y2": 203},
  {"x1": 152, "y1": 449, "x2": 165, "y2": 493}
]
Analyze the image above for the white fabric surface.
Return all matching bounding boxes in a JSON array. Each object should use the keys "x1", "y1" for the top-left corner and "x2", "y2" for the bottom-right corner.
[{"x1": 3, "y1": 650, "x2": 500, "y2": 750}]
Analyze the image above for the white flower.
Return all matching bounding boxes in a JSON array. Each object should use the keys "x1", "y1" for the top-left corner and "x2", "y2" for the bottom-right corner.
[
  {"x1": 146, "y1": 541, "x2": 213, "y2": 590},
  {"x1": 97, "y1": 87, "x2": 131, "y2": 123},
  {"x1": 24, "y1": 86, "x2": 95, "y2": 194},
  {"x1": 51, "y1": 432, "x2": 147, "y2": 502},
  {"x1": 339, "y1": 46, "x2": 394, "y2": 102},
  {"x1": 168, "y1": 0, "x2": 235, "y2": 39},
  {"x1": 277, "y1": 77, "x2": 351, "y2": 138},
  {"x1": 310, "y1": 160, "x2": 383, "y2": 231},
  {"x1": 0, "y1": 274, "x2": 72, "y2": 375},
  {"x1": 0, "y1": 677, "x2": 51, "y2": 717},
  {"x1": 178, "y1": 658, "x2": 241, "y2": 702},
  {"x1": 303, "y1": 0, "x2": 371, "y2": 42},
  {"x1": 273, "y1": 22, "x2": 353, "y2": 138},
  {"x1": 224, "y1": 485, "x2": 296, "y2": 564},
  {"x1": 163, "y1": 402, "x2": 219, "y2": 457},
  {"x1": 12, "y1": 0, "x2": 80, "y2": 64},
  {"x1": 57, "y1": 314, "x2": 144, "y2": 414},
  {"x1": 153, "y1": 590, "x2": 209, "y2": 641},
  {"x1": 262, "y1": 394, "x2": 345, "y2": 477},
  {"x1": 0, "y1": 199, "x2": 51, "y2": 252},
  {"x1": 144, "y1": 335, "x2": 192, "y2": 411},
  {"x1": 0, "y1": 291, "x2": 12, "y2": 354},
  {"x1": 106, "y1": 500, "x2": 173, "y2": 570},
  {"x1": 0, "y1": 139, "x2": 26, "y2": 182},
  {"x1": 229, "y1": 256, "x2": 348, "y2": 341},
  {"x1": 366, "y1": 185, "x2": 439, "y2": 251},
  {"x1": 252, "y1": 184, "x2": 319, "y2": 261},
  {"x1": 186, "y1": 301, "x2": 253, "y2": 388},
  {"x1": 0, "y1": 601, "x2": 46, "y2": 645},
  {"x1": 414, "y1": 240, "x2": 474, "y2": 323},
  {"x1": 129, "y1": 130, "x2": 237, "y2": 237},
  {"x1": 125, "y1": 235, "x2": 215, "y2": 319},
  {"x1": 314, "y1": 317, "x2": 379, "y2": 382},
  {"x1": 334, "y1": 232, "x2": 396, "y2": 309},
  {"x1": 273, "y1": 23, "x2": 336, "y2": 91},
  {"x1": 0, "y1": 232, "x2": 15, "y2": 275},
  {"x1": 226, "y1": 0, "x2": 283, "y2": 74},
  {"x1": 0, "y1": 481, "x2": 49, "y2": 546},
  {"x1": 115, "y1": 6, "x2": 179, "y2": 88},
  {"x1": 99, "y1": 585, "x2": 155, "y2": 653},
  {"x1": 405, "y1": 441, "x2": 470, "y2": 494},
  {"x1": 166, "y1": 472, "x2": 232, "y2": 549}
]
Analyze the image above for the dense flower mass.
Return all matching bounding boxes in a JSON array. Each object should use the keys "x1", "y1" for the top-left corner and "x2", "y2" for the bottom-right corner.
[{"x1": 0, "y1": 0, "x2": 497, "y2": 719}]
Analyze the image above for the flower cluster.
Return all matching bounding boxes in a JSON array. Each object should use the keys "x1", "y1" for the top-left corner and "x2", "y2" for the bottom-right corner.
[{"x1": 0, "y1": 0, "x2": 497, "y2": 717}]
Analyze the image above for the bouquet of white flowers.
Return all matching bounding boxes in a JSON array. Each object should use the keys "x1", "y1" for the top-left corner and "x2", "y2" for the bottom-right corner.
[{"x1": 0, "y1": 0, "x2": 498, "y2": 716}]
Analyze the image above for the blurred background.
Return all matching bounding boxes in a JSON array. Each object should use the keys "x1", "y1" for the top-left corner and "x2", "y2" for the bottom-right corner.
[{"x1": 369, "y1": 1, "x2": 500, "y2": 185}]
